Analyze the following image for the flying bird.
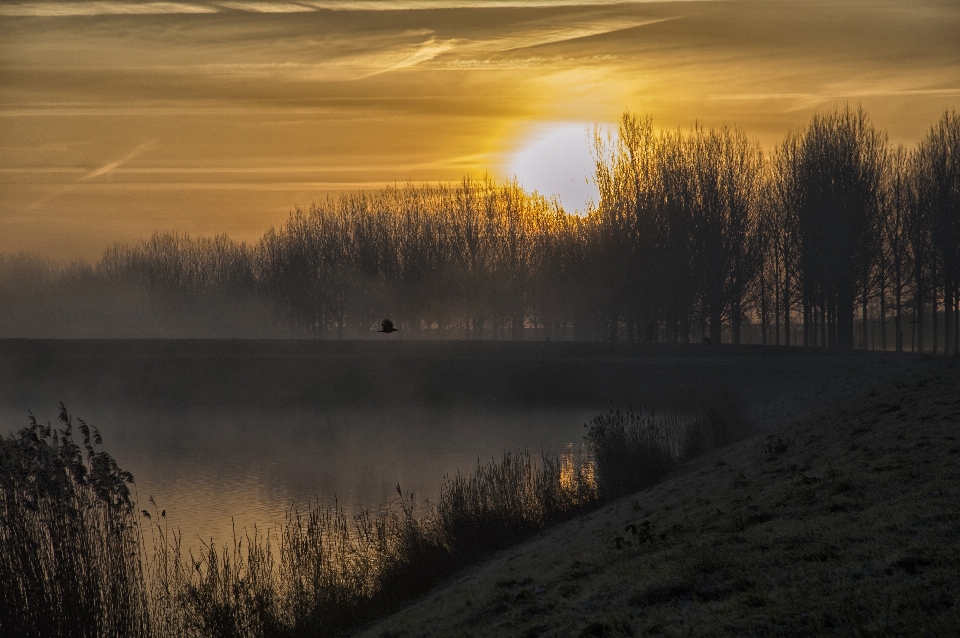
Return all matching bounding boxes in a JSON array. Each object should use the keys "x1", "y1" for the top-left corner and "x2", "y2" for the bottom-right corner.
[{"x1": 378, "y1": 319, "x2": 399, "y2": 333}]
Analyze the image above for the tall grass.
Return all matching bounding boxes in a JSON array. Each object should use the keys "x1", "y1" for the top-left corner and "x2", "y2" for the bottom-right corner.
[
  {"x1": 2, "y1": 392, "x2": 748, "y2": 637},
  {"x1": 146, "y1": 450, "x2": 596, "y2": 638}
]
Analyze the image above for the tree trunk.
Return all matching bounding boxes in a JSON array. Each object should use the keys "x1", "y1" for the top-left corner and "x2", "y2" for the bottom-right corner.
[
  {"x1": 945, "y1": 287, "x2": 953, "y2": 356},
  {"x1": 710, "y1": 309, "x2": 723, "y2": 345},
  {"x1": 821, "y1": 299, "x2": 828, "y2": 348},
  {"x1": 916, "y1": 295, "x2": 924, "y2": 353},
  {"x1": 955, "y1": 293, "x2": 959, "y2": 355},
  {"x1": 783, "y1": 276, "x2": 791, "y2": 347},
  {"x1": 862, "y1": 283, "x2": 869, "y2": 350},
  {"x1": 835, "y1": 292, "x2": 853, "y2": 349},
  {"x1": 731, "y1": 299, "x2": 742, "y2": 345},
  {"x1": 932, "y1": 276, "x2": 939, "y2": 354},
  {"x1": 879, "y1": 273, "x2": 887, "y2": 351},
  {"x1": 895, "y1": 282, "x2": 903, "y2": 352},
  {"x1": 801, "y1": 302, "x2": 807, "y2": 346},
  {"x1": 774, "y1": 291, "x2": 781, "y2": 346},
  {"x1": 645, "y1": 321, "x2": 658, "y2": 344},
  {"x1": 760, "y1": 280, "x2": 769, "y2": 346}
]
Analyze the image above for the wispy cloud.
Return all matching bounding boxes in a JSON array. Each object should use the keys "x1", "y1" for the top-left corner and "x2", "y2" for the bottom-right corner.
[
  {"x1": 214, "y1": 2, "x2": 316, "y2": 13},
  {"x1": 301, "y1": 1, "x2": 709, "y2": 9},
  {"x1": 0, "y1": 2, "x2": 218, "y2": 16},
  {"x1": 706, "y1": 87, "x2": 960, "y2": 113},
  {"x1": 711, "y1": 88, "x2": 960, "y2": 101},
  {"x1": 356, "y1": 37, "x2": 458, "y2": 78},
  {"x1": 0, "y1": 0, "x2": 716, "y2": 17},
  {"x1": 23, "y1": 140, "x2": 158, "y2": 211},
  {"x1": 81, "y1": 141, "x2": 158, "y2": 180},
  {"x1": 418, "y1": 15, "x2": 682, "y2": 70},
  {"x1": 56, "y1": 181, "x2": 433, "y2": 191},
  {"x1": 307, "y1": 15, "x2": 685, "y2": 78}
]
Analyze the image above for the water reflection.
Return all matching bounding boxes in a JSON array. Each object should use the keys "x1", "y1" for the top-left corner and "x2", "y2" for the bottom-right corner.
[{"x1": 9, "y1": 405, "x2": 596, "y2": 547}]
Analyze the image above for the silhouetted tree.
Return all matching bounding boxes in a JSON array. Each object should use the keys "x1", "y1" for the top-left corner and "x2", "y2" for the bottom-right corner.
[
  {"x1": 914, "y1": 110, "x2": 960, "y2": 355},
  {"x1": 782, "y1": 106, "x2": 886, "y2": 349}
]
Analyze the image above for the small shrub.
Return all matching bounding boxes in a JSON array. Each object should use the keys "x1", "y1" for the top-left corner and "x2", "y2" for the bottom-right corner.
[
  {"x1": 584, "y1": 409, "x2": 679, "y2": 499},
  {"x1": 683, "y1": 388, "x2": 754, "y2": 458},
  {"x1": 763, "y1": 434, "x2": 795, "y2": 460}
]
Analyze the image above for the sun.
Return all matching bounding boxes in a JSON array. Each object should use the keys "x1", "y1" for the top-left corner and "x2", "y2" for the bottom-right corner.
[{"x1": 506, "y1": 123, "x2": 601, "y2": 214}]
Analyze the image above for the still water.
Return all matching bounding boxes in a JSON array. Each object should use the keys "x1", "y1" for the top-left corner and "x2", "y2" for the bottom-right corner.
[{"x1": 7, "y1": 402, "x2": 596, "y2": 546}]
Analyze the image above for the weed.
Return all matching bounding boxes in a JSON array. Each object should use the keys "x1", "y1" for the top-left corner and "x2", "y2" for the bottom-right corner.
[{"x1": 763, "y1": 434, "x2": 795, "y2": 460}]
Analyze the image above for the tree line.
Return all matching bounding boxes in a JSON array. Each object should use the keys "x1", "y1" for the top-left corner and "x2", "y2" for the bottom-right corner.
[{"x1": 1, "y1": 106, "x2": 957, "y2": 352}]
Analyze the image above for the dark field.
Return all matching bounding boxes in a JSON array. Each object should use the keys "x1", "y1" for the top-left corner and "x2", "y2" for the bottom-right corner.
[{"x1": 0, "y1": 339, "x2": 948, "y2": 420}]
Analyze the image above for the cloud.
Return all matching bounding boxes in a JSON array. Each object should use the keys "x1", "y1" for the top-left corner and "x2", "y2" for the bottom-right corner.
[
  {"x1": 0, "y1": 0, "x2": 717, "y2": 17},
  {"x1": 0, "y1": 2, "x2": 218, "y2": 16},
  {"x1": 356, "y1": 37, "x2": 458, "y2": 78},
  {"x1": 419, "y1": 15, "x2": 683, "y2": 70},
  {"x1": 704, "y1": 87, "x2": 960, "y2": 113},
  {"x1": 82, "y1": 141, "x2": 158, "y2": 180},
  {"x1": 22, "y1": 140, "x2": 157, "y2": 211},
  {"x1": 332, "y1": 15, "x2": 686, "y2": 78},
  {"x1": 214, "y1": 2, "x2": 316, "y2": 12},
  {"x1": 301, "y1": 1, "x2": 709, "y2": 9},
  {"x1": 57, "y1": 181, "x2": 428, "y2": 191}
]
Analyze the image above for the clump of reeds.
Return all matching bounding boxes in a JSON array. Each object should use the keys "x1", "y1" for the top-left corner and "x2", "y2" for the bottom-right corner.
[
  {"x1": 681, "y1": 387, "x2": 754, "y2": 458},
  {"x1": 584, "y1": 409, "x2": 681, "y2": 500},
  {"x1": 585, "y1": 388, "x2": 754, "y2": 499},
  {"x1": 0, "y1": 404, "x2": 147, "y2": 637}
]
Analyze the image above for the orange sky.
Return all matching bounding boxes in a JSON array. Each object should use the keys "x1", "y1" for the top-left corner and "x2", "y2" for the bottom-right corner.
[{"x1": 1, "y1": 0, "x2": 958, "y2": 260}]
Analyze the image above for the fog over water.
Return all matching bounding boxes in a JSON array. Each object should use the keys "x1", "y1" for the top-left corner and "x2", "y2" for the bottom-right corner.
[
  {"x1": 14, "y1": 404, "x2": 592, "y2": 545},
  {"x1": 2, "y1": 339, "x2": 947, "y2": 548},
  {"x1": 0, "y1": 339, "x2": 617, "y2": 545}
]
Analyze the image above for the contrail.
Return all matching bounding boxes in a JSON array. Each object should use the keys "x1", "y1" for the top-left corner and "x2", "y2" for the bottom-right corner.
[
  {"x1": 27, "y1": 140, "x2": 158, "y2": 210},
  {"x1": 81, "y1": 140, "x2": 157, "y2": 180}
]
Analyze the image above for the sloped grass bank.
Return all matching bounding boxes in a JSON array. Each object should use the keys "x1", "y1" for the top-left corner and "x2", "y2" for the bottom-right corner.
[{"x1": 359, "y1": 367, "x2": 960, "y2": 637}]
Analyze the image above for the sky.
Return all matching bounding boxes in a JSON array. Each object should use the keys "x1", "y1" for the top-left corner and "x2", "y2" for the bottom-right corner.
[{"x1": 1, "y1": 0, "x2": 958, "y2": 260}]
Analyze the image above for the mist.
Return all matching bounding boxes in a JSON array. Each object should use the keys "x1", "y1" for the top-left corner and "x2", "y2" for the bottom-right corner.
[{"x1": 1, "y1": 336, "x2": 945, "y2": 547}]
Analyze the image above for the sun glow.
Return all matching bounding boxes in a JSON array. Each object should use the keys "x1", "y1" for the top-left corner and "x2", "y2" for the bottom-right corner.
[{"x1": 507, "y1": 123, "x2": 602, "y2": 214}]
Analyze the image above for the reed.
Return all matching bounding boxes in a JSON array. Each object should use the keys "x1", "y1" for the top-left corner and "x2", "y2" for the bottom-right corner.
[
  {"x1": 0, "y1": 404, "x2": 148, "y2": 637},
  {"x1": 585, "y1": 388, "x2": 754, "y2": 499}
]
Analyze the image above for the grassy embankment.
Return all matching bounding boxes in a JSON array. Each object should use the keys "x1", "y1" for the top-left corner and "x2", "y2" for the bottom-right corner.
[{"x1": 360, "y1": 367, "x2": 960, "y2": 637}]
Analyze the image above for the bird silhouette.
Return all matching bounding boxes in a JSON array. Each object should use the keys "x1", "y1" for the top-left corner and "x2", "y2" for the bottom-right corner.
[{"x1": 377, "y1": 318, "x2": 399, "y2": 333}]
